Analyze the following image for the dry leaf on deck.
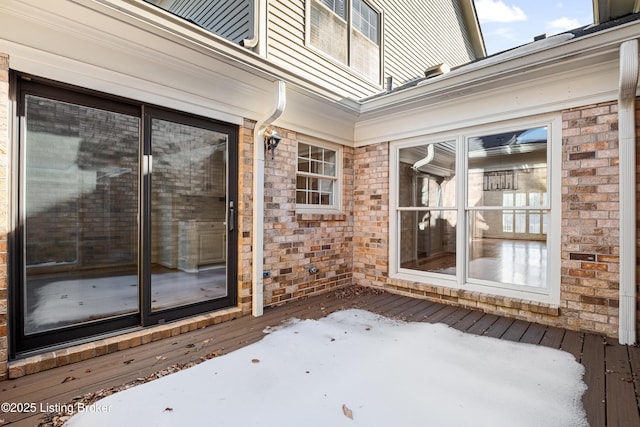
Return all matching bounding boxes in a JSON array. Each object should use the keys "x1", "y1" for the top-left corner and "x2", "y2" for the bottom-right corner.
[{"x1": 342, "y1": 404, "x2": 353, "y2": 419}]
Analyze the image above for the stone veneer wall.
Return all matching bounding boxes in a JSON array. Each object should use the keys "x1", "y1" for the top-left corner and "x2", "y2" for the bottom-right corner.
[
  {"x1": 262, "y1": 128, "x2": 354, "y2": 306},
  {"x1": 0, "y1": 54, "x2": 9, "y2": 380}
]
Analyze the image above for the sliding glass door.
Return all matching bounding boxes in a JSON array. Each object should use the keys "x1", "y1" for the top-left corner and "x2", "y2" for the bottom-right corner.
[
  {"x1": 14, "y1": 78, "x2": 237, "y2": 354},
  {"x1": 144, "y1": 109, "x2": 236, "y2": 325}
]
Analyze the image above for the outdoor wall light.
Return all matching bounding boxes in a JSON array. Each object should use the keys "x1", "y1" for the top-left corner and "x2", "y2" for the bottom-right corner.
[{"x1": 264, "y1": 127, "x2": 282, "y2": 159}]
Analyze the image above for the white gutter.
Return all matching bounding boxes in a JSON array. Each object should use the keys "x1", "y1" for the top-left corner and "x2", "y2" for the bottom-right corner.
[
  {"x1": 252, "y1": 80, "x2": 286, "y2": 316},
  {"x1": 618, "y1": 39, "x2": 638, "y2": 345}
]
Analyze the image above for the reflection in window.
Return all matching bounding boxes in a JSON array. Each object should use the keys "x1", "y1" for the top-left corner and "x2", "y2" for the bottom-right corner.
[
  {"x1": 394, "y1": 125, "x2": 552, "y2": 293},
  {"x1": 468, "y1": 127, "x2": 548, "y2": 288},
  {"x1": 24, "y1": 95, "x2": 140, "y2": 334},
  {"x1": 397, "y1": 141, "x2": 456, "y2": 275}
]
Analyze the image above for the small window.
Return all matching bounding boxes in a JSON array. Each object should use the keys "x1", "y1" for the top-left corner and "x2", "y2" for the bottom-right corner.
[
  {"x1": 352, "y1": 0, "x2": 378, "y2": 43},
  {"x1": 296, "y1": 141, "x2": 341, "y2": 211}
]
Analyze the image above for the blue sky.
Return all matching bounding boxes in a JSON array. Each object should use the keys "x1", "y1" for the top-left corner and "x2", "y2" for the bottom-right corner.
[{"x1": 473, "y1": 0, "x2": 594, "y2": 55}]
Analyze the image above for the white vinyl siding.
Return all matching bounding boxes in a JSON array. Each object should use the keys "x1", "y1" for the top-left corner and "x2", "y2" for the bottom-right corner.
[
  {"x1": 267, "y1": 0, "x2": 478, "y2": 99},
  {"x1": 383, "y1": 0, "x2": 475, "y2": 86},
  {"x1": 268, "y1": 0, "x2": 380, "y2": 99}
]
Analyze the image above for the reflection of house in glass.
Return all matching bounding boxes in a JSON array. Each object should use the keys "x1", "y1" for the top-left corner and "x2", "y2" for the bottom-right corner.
[{"x1": 395, "y1": 127, "x2": 548, "y2": 288}]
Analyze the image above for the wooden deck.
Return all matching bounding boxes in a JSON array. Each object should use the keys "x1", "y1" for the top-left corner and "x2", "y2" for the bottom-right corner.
[{"x1": 1, "y1": 287, "x2": 639, "y2": 426}]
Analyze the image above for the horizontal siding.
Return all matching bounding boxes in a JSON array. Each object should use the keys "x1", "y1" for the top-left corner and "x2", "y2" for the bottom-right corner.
[
  {"x1": 267, "y1": 0, "x2": 381, "y2": 100},
  {"x1": 167, "y1": 0, "x2": 253, "y2": 44},
  {"x1": 383, "y1": 0, "x2": 475, "y2": 85},
  {"x1": 266, "y1": 0, "x2": 477, "y2": 99}
]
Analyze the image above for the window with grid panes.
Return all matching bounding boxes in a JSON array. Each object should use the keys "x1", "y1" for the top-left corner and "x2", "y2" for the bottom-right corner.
[{"x1": 296, "y1": 142, "x2": 339, "y2": 210}]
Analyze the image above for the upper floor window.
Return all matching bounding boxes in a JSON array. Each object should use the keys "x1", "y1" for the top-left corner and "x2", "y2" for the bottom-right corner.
[
  {"x1": 308, "y1": 0, "x2": 381, "y2": 83},
  {"x1": 319, "y1": 0, "x2": 346, "y2": 19},
  {"x1": 296, "y1": 141, "x2": 342, "y2": 212},
  {"x1": 352, "y1": 0, "x2": 378, "y2": 43}
]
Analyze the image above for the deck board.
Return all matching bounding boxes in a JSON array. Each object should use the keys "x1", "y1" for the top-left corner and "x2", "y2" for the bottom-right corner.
[
  {"x1": 450, "y1": 309, "x2": 485, "y2": 332},
  {"x1": 483, "y1": 316, "x2": 516, "y2": 338},
  {"x1": 538, "y1": 326, "x2": 565, "y2": 349},
  {"x1": 604, "y1": 338, "x2": 640, "y2": 427},
  {"x1": 423, "y1": 304, "x2": 459, "y2": 324},
  {"x1": 1, "y1": 288, "x2": 637, "y2": 427},
  {"x1": 501, "y1": 319, "x2": 531, "y2": 342},
  {"x1": 519, "y1": 323, "x2": 547, "y2": 345},
  {"x1": 464, "y1": 313, "x2": 500, "y2": 336},
  {"x1": 560, "y1": 330, "x2": 584, "y2": 362},
  {"x1": 628, "y1": 345, "x2": 640, "y2": 417},
  {"x1": 582, "y1": 333, "x2": 606, "y2": 427}
]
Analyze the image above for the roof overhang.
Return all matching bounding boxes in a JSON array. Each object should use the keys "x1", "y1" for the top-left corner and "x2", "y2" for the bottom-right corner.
[
  {"x1": 459, "y1": 0, "x2": 487, "y2": 59},
  {"x1": 593, "y1": 0, "x2": 640, "y2": 24},
  {"x1": 354, "y1": 17, "x2": 640, "y2": 146}
]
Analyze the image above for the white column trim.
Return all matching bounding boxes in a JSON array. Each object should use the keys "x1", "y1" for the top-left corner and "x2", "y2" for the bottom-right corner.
[{"x1": 618, "y1": 39, "x2": 639, "y2": 345}]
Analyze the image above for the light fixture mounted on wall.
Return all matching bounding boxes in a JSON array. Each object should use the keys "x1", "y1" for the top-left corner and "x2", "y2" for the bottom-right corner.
[{"x1": 264, "y1": 127, "x2": 282, "y2": 159}]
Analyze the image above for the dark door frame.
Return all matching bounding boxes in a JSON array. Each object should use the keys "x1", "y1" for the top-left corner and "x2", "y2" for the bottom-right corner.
[{"x1": 10, "y1": 74, "x2": 238, "y2": 357}]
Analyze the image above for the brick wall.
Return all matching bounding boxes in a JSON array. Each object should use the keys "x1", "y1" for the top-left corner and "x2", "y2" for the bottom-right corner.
[
  {"x1": 262, "y1": 128, "x2": 353, "y2": 306},
  {"x1": 0, "y1": 53, "x2": 8, "y2": 380},
  {"x1": 561, "y1": 101, "x2": 620, "y2": 336},
  {"x1": 238, "y1": 120, "x2": 254, "y2": 313},
  {"x1": 353, "y1": 143, "x2": 389, "y2": 288}
]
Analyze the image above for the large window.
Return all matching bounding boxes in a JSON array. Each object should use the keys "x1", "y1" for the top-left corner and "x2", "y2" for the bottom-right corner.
[
  {"x1": 296, "y1": 141, "x2": 341, "y2": 211},
  {"x1": 308, "y1": 0, "x2": 381, "y2": 82},
  {"x1": 390, "y1": 121, "x2": 559, "y2": 303}
]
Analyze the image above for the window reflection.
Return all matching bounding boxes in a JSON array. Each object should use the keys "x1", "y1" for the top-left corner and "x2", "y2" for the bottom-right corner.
[
  {"x1": 398, "y1": 141, "x2": 457, "y2": 275},
  {"x1": 24, "y1": 95, "x2": 139, "y2": 334},
  {"x1": 467, "y1": 127, "x2": 548, "y2": 288}
]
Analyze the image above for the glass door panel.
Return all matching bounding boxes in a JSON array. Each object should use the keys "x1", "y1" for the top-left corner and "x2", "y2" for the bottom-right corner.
[
  {"x1": 150, "y1": 118, "x2": 228, "y2": 311},
  {"x1": 23, "y1": 94, "x2": 140, "y2": 335}
]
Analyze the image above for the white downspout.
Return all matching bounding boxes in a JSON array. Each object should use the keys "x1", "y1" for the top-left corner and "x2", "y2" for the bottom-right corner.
[
  {"x1": 252, "y1": 80, "x2": 286, "y2": 316},
  {"x1": 242, "y1": 0, "x2": 267, "y2": 57},
  {"x1": 618, "y1": 39, "x2": 638, "y2": 345}
]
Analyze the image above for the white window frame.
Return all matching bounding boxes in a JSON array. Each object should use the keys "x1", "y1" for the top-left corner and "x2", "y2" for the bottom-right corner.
[
  {"x1": 305, "y1": 0, "x2": 383, "y2": 84},
  {"x1": 296, "y1": 138, "x2": 343, "y2": 214},
  {"x1": 389, "y1": 115, "x2": 561, "y2": 305}
]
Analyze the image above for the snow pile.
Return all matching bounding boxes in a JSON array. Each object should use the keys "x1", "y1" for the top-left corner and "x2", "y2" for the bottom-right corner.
[{"x1": 66, "y1": 309, "x2": 587, "y2": 427}]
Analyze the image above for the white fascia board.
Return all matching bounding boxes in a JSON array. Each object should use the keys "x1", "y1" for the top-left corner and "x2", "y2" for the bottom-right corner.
[
  {"x1": 0, "y1": 0, "x2": 361, "y2": 125},
  {"x1": 0, "y1": 0, "x2": 278, "y2": 122},
  {"x1": 77, "y1": 0, "x2": 361, "y2": 108},
  {"x1": 355, "y1": 54, "x2": 619, "y2": 146}
]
